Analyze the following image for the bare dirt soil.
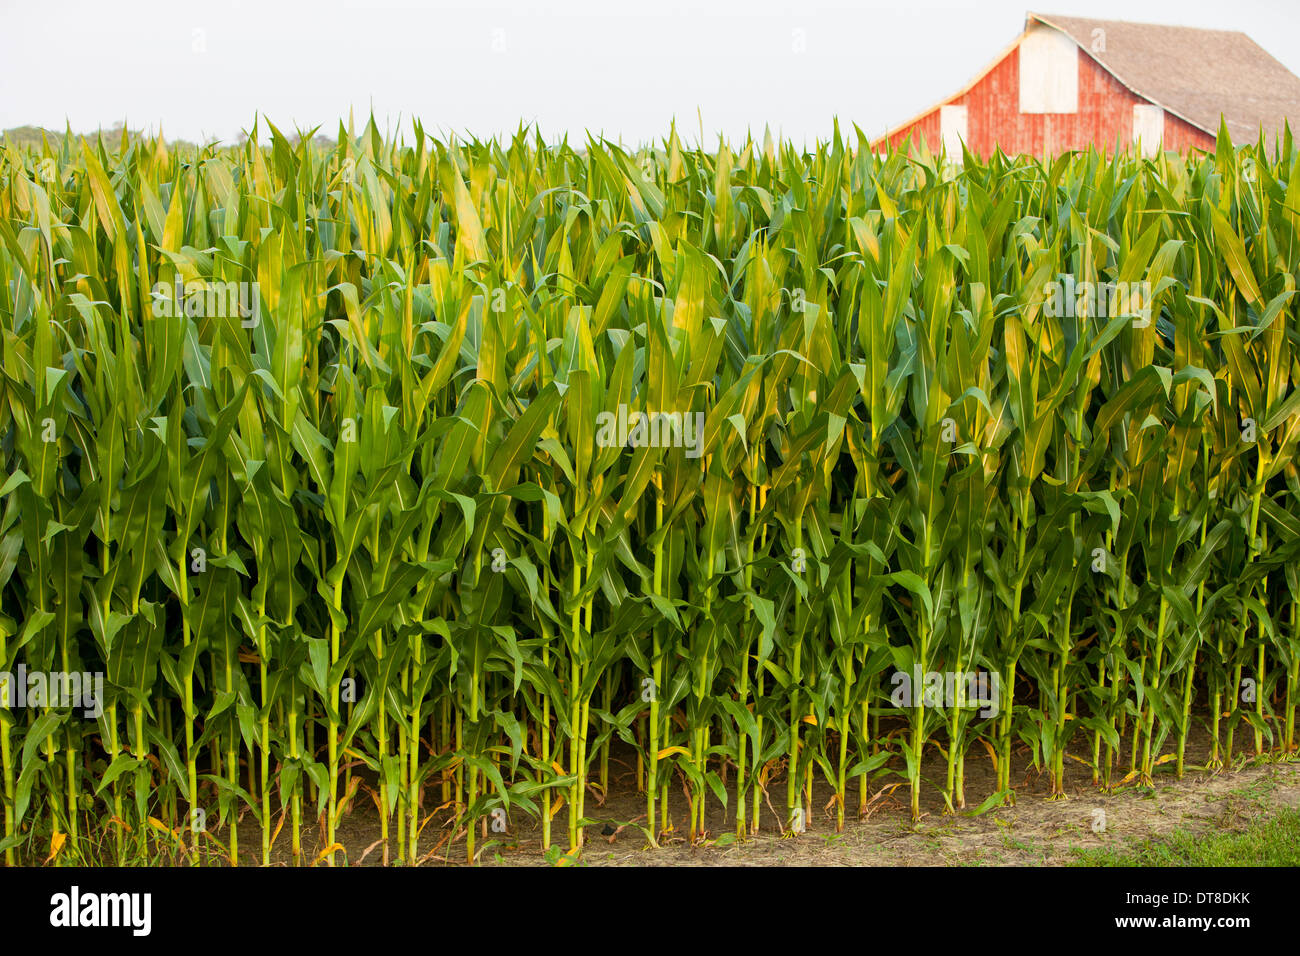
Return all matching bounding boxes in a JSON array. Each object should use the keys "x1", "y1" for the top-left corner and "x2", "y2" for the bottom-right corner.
[{"x1": 230, "y1": 723, "x2": 1300, "y2": 867}]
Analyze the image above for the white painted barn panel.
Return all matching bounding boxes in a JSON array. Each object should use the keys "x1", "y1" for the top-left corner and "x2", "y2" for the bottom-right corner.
[
  {"x1": 1132, "y1": 104, "x2": 1164, "y2": 155},
  {"x1": 1018, "y1": 24, "x2": 1079, "y2": 113},
  {"x1": 940, "y1": 105, "x2": 968, "y2": 157}
]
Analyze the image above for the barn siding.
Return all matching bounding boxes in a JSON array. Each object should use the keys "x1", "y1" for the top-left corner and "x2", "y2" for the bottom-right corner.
[{"x1": 879, "y1": 44, "x2": 1215, "y2": 155}]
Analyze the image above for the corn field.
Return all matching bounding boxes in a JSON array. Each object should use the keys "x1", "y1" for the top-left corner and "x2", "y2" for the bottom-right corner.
[{"x1": 1, "y1": 118, "x2": 1298, "y2": 867}]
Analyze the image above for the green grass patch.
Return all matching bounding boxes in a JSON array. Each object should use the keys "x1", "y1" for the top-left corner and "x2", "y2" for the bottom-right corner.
[{"x1": 1070, "y1": 808, "x2": 1300, "y2": 867}]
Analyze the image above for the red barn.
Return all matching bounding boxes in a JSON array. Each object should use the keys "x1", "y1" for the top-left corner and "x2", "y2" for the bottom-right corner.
[{"x1": 873, "y1": 12, "x2": 1300, "y2": 156}]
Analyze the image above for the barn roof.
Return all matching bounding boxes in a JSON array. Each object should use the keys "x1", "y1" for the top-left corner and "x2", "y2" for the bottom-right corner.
[
  {"x1": 1030, "y1": 13, "x2": 1300, "y2": 147},
  {"x1": 874, "y1": 13, "x2": 1300, "y2": 151}
]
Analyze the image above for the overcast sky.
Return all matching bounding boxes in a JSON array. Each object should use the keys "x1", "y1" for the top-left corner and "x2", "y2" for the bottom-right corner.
[{"x1": 2, "y1": 0, "x2": 1297, "y2": 147}]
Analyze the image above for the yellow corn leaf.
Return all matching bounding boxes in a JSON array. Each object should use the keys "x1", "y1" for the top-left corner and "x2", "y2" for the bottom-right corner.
[
  {"x1": 45, "y1": 830, "x2": 66, "y2": 863},
  {"x1": 313, "y1": 843, "x2": 345, "y2": 866},
  {"x1": 978, "y1": 737, "x2": 1000, "y2": 772}
]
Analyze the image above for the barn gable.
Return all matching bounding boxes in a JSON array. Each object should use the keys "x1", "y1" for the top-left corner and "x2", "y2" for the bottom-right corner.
[
  {"x1": 1037, "y1": 13, "x2": 1300, "y2": 149},
  {"x1": 874, "y1": 12, "x2": 1299, "y2": 156}
]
